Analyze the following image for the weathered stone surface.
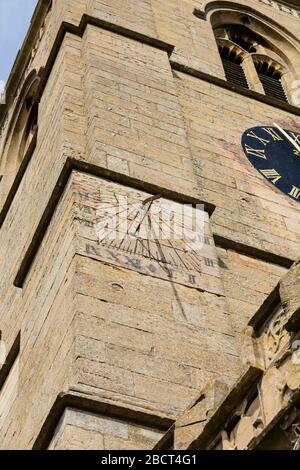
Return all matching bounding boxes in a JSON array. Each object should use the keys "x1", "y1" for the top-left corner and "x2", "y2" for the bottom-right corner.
[
  {"x1": 0, "y1": 0, "x2": 300, "y2": 450},
  {"x1": 49, "y1": 408, "x2": 164, "y2": 450},
  {"x1": 161, "y1": 258, "x2": 300, "y2": 450},
  {"x1": 280, "y1": 259, "x2": 300, "y2": 318},
  {"x1": 174, "y1": 380, "x2": 229, "y2": 450}
]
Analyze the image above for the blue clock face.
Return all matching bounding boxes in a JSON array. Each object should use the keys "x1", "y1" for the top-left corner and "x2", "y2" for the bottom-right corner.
[{"x1": 241, "y1": 125, "x2": 300, "y2": 203}]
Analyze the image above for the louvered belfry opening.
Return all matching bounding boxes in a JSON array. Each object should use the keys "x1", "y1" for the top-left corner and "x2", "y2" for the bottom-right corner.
[
  {"x1": 214, "y1": 23, "x2": 291, "y2": 103},
  {"x1": 219, "y1": 45, "x2": 249, "y2": 89},
  {"x1": 255, "y1": 61, "x2": 288, "y2": 102},
  {"x1": 229, "y1": 29, "x2": 258, "y2": 54}
]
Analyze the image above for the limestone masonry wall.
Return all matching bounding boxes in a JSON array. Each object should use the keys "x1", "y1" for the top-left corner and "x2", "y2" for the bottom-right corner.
[{"x1": 0, "y1": 0, "x2": 300, "y2": 449}]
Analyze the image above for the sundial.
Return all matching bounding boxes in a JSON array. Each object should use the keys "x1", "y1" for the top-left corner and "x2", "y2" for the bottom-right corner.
[{"x1": 75, "y1": 177, "x2": 224, "y2": 296}]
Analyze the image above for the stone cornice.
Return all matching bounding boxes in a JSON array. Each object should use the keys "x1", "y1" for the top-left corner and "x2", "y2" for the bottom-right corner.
[
  {"x1": 33, "y1": 391, "x2": 174, "y2": 450},
  {"x1": 260, "y1": 0, "x2": 300, "y2": 14}
]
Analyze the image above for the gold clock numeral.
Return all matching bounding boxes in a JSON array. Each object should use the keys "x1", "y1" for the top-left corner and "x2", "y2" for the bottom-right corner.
[
  {"x1": 262, "y1": 128, "x2": 283, "y2": 141},
  {"x1": 289, "y1": 185, "x2": 300, "y2": 200},
  {"x1": 246, "y1": 131, "x2": 270, "y2": 146},
  {"x1": 273, "y1": 123, "x2": 300, "y2": 154},
  {"x1": 289, "y1": 132, "x2": 300, "y2": 155},
  {"x1": 260, "y1": 169, "x2": 282, "y2": 184},
  {"x1": 245, "y1": 144, "x2": 267, "y2": 159},
  {"x1": 289, "y1": 132, "x2": 300, "y2": 145}
]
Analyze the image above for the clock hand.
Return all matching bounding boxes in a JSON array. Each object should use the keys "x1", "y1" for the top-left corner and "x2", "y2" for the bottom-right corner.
[{"x1": 273, "y1": 122, "x2": 300, "y2": 154}]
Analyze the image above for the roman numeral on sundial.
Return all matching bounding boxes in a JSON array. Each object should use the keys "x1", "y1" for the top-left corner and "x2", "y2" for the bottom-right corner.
[
  {"x1": 260, "y1": 169, "x2": 282, "y2": 184},
  {"x1": 245, "y1": 144, "x2": 267, "y2": 159}
]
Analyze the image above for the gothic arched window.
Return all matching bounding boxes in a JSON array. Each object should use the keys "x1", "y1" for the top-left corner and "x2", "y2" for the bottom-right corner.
[
  {"x1": 0, "y1": 71, "x2": 39, "y2": 205},
  {"x1": 207, "y1": 5, "x2": 300, "y2": 106},
  {"x1": 214, "y1": 25, "x2": 289, "y2": 103}
]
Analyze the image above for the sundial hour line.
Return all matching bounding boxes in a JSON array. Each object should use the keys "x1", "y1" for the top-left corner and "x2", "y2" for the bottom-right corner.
[
  {"x1": 133, "y1": 193, "x2": 163, "y2": 236},
  {"x1": 97, "y1": 203, "x2": 141, "y2": 241}
]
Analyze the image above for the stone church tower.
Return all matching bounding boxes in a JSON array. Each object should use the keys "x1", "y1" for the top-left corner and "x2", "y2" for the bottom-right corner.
[{"x1": 0, "y1": 0, "x2": 300, "y2": 450}]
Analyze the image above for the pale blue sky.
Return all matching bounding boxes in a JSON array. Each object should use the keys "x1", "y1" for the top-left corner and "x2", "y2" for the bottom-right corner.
[{"x1": 0, "y1": 0, "x2": 37, "y2": 88}]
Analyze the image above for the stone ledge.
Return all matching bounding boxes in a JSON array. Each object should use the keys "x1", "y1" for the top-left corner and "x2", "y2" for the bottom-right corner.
[
  {"x1": 36, "y1": 14, "x2": 174, "y2": 105},
  {"x1": 171, "y1": 60, "x2": 300, "y2": 117},
  {"x1": 33, "y1": 391, "x2": 175, "y2": 450}
]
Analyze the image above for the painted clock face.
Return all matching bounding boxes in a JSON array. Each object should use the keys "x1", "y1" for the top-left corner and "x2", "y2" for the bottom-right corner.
[{"x1": 241, "y1": 125, "x2": 300, "y2": 203}]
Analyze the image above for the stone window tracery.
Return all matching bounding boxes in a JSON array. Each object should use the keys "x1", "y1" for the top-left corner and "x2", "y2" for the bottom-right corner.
[
  {"x1": 214, "y1": 25, "x2": 289, "y2": 102},
  {"x1": 207, "y1": 3, "x2": 300, "y2": 106}
]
